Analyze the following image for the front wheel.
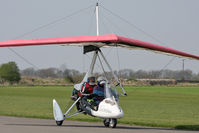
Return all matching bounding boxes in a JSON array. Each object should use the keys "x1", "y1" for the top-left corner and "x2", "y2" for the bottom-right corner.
[
  {"x1": 109, "y1": 119, "x2": 117, "y2": 128},
  {"x1": 103, "y1": 119, "x2": 110, "y2": 127},
  {"x1": 56, "y1": 120, "x2": 63, "y2": 126},
  {"x1": 103, "y1": 119, "x2": 117, "y2": 128}
]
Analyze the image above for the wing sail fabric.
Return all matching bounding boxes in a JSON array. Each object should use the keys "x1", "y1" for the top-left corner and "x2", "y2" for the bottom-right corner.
[
  {"x1": 0, "y1": 34, "x2": 198, "y2": 60},
  {"x1": 116, "y1": 36, "x2": 199, "y2": 60}
]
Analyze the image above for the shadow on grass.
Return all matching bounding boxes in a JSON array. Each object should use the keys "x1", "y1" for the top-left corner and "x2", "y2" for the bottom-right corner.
[{"x1": 175, "y1": 125, "x2": 199, "y2": 131}]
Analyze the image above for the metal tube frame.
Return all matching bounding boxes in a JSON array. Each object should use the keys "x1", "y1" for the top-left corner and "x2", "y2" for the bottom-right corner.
[
  {"x1": 64, "y1": 48, "x2": 126, "y2": 119},
  {"x1": 65, "y1": 111, "x2": 85, "y2": 119},
  {"x1": 97, "y1": 53, "x2": 108, "y2": 79},
  {"x1": 88, "y1": 51, "x2": 98, "y2": 77},
  {"x1": 64, "y1": 97, "x2": 81, "y2": 117},
  {"x1": 99, "y1": 50, "x2": 127, "y2": 96},
  {"x1": 86, "y1": 49, "x2": 127, "y2": 96}
]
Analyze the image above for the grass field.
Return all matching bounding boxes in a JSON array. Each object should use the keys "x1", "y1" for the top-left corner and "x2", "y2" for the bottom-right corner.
[{"x1": 0, "y1": 86, "x2": 199, "y2": 130}]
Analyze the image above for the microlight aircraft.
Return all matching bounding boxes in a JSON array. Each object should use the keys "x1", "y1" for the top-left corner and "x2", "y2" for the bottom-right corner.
[{"x1": 0, "y1": 2, "x2": 199, "y2": 128}]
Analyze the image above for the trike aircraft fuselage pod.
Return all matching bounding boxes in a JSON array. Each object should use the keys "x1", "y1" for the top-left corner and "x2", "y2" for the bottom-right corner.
[
  {"x1": 91, "y1": 98, "x2": 124, "y2": 119},
  {"x1": 91, "y1": 84, "x2": 124, "y2": 119}
]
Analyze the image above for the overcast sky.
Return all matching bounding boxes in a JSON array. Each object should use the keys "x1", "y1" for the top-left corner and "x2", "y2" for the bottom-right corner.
[{"x1": 0, "y1": 0, "x2": 199, "y2": 73}]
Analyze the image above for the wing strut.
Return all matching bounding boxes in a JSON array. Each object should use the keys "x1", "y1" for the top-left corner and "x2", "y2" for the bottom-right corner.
[
  {"x1": 99, "y1": 50, "x2": 127, "y2": 96},
  {"x1": 88, "y1": 51, "x2": 98, "y2": 77},
  {"x1": 83, "y1": 48, "x2": 127, "y2": 96}
]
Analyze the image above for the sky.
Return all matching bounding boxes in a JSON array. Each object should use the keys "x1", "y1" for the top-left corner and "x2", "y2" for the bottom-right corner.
[{"x1": 0, "y1": 0, "x2": 199, "y2": 73}]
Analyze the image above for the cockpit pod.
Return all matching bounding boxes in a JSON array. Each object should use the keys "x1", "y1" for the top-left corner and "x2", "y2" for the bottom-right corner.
[{"x1": 91, "y1": 83, "x2": 124, "y2": 119}]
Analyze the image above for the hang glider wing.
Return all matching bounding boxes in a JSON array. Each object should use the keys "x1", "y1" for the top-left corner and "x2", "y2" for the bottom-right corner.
[{"x1": 0, "y1": 34, "x2": 198, "y2": 60}]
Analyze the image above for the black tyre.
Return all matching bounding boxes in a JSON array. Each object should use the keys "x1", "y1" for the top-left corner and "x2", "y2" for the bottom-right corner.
[
  {"x1": 76, "y1": 101, "x2": 82, "y2": 112},
  {"x1": 109, "y1": 119, "x2": 117, "y2": 128},
  {"x1": 56, "y1": 120, "x2": 63, "y2": 126},
  {"x1": 103, "y1": 119, "x2": 110, "y2": 127}
]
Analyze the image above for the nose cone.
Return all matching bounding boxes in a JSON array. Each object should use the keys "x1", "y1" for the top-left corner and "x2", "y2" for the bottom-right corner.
[
  {"x1": 91, "y1": 99, "x2": 124, "y2": 119},
  {"x1": 111, "y1": 107, "x2": 124, "y2": 118}
]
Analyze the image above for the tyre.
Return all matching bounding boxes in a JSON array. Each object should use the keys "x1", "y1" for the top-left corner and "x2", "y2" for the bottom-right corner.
[
  {"x1": 109, "y1": 119, "x2": 117, "y2": 128},
  {"x1": 103, "y1": 119, "x2": 110, "y2": 127},
  {"x1": 76, "y1": 101, "x2": 82, "y2": 112},
  {"x1": 56, "y1": 120, "x2": 63, "y2": 126}
]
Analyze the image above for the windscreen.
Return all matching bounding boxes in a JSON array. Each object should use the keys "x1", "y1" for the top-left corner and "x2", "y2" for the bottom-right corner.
[{"x1": 104, "y1": 83, "x2": 118, "y2": 101}]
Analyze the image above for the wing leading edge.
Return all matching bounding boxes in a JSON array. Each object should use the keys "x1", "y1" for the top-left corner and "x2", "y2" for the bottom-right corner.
[{"x1": 0, "y1": 34, "x2": 198, "y2": 60}]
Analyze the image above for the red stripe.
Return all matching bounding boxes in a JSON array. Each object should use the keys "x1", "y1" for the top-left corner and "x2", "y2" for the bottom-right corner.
[
  {"x1": 0, "y1": 34, "x2": 198, "y2": 60},
  {"x1": 117, "y1": 36, "x2": 199, "y2": 60},
  {"x1": 0, "y1": 34, "x2": 118, "y2": 47}
]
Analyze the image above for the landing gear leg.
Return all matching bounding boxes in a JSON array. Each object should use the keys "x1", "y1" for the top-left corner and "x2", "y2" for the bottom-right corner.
[{"x1": 103, "y1": 118, "x2": 117, "y2": 128}]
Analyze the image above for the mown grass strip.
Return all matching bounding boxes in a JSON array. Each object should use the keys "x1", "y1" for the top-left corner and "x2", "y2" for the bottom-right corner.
[{"x1": 0, "y1": 86, "x2": 199, "y2": 130}]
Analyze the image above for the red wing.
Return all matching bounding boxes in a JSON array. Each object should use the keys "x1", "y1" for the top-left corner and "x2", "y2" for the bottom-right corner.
[{"x1": 0, "y1": 34, "x2": 198, "y2": 60}]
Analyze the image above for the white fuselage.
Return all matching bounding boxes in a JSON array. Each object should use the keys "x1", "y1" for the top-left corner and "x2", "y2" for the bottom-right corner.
[{"x1": 91, "y1": 98, "x2": 124, "y2": 119}]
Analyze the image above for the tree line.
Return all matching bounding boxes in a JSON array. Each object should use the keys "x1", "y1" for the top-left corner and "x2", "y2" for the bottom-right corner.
[
  {"x1": 116, "y1": 69, "x2": 199, "y2": 81},
  {"x1": 21, "y1": 67, "x2": 199, "y2": 81},
  {"x1": 20, "y1": 67, "x2": 84, "y2": 83},
  {"x1": 1, "y1": 61, "x2": 199, "y2": 84}
]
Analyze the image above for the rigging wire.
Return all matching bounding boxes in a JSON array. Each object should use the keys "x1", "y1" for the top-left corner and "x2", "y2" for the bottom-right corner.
[
  {"x1": 159, "y1": 56, "x2": 176, "y2": 78},
  {"x1": 13, "y1": 4, "x2": 95, "y2": 40},
  {"x1": 7, "y1": 4, "x2": 95, "y2": 70},
  {"x1": 101, "y1": 8, "x2": 127, "y2": 79},
  {"x1": 101, "y1": 5, "x2": 167, "y2": 45},
  {"x1": 116, "y1": 46, "x2": 122, "y2": 79},
  {"x1": 96, "y1": 7, "x2": 124, "y2": 80},
  {"x1": 100, "y1": 8, "x2": 130, "y2": 63},
  {"x1": 97, "y1": 54, "x2": 108, "y2": 78},
  {"x1": 101, "y1": 10, "x2": 129, "y2": 37},
  {"x1": 81, "y1": 47, "x2": 85, "y2": 72},
  {"x1": 85, "y1": 54, "x2": 102, "y2": 72},
  {"x1": 102, "y1": 12, "x2": 123, "y2": 79},
  {"x1": 100, "y1": 9, "x2": 127, "y2": 72},
  {"x1": 101, "y1": 4, "x2": 178, "y2": 71},
  {"x1": 100, "y1": 11, "x2": 115, "y2": 58},
  {"x1": 100, "y1": 10, "x2": 113, "y2": 34},
  {"x1": 83, "y1": 6, "x2": 96, "y2": 72},
  {"x1": 87, "y1": 6, "x2": 96, "y2": 35},
  {"x1": 8, "y1": 47, "x2": 39, "y2": 69},
  {"x1": 160, "y1": 56, "x2": 176, "y2": 71}
]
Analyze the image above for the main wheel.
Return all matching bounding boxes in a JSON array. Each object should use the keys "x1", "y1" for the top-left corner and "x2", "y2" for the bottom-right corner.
[
  {"x1": 56, "y1": 120, "x2": 63, "y2": 126},
  {"x1": 109, "y1": 119, "x2": 117, "y2": 128},
  {"x1": 103, "y1": 119, "x2": 110, "y2": 127}
]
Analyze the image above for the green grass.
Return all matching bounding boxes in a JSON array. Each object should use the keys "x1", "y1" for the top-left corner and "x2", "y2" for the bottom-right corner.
[{"x1": 0, "y1": 86, "x2": 199, "y2": 130}]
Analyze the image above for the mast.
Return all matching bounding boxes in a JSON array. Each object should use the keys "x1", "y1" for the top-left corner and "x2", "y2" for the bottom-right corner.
[
  {"x1": 81, "y1": 2, "x2": 127, "y2": 95},
  {"x1": 96, "y1": 2, "x2": 99, "y2": 36},
  {"x1": 87, "y1": 2, "x2": 100, "y2": 77}
]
